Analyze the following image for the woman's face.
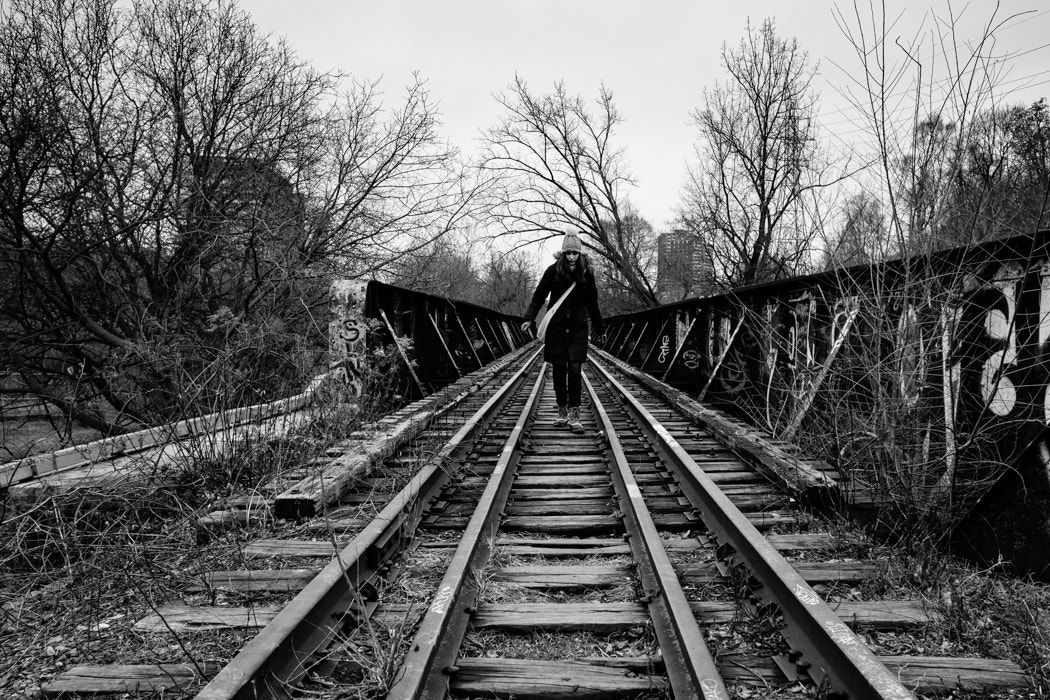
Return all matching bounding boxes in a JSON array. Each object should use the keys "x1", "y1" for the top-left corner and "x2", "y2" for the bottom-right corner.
[{"x1": 564, "y1": 251, "x2": 579, "y2": 268}]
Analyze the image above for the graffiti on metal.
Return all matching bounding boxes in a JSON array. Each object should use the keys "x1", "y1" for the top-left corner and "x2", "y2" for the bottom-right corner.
[
  {"x1": 329, "y1": 280, "x2": 369, "y2": 396},
  {"x1": 599, "y1": 231, "x2": 1050, "y2": 574},
  {"x1": 334, "y1": 280, "x2": 529, "y2": 400}
]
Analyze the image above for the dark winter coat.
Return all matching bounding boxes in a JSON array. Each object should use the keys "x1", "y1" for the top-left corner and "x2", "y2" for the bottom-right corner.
[{"x1": 523, "y1": 260, "x2": 604, "y2": 363}]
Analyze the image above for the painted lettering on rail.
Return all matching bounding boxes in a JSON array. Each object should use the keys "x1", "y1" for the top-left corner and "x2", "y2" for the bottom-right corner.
[
  {"x1": 430, "y1": 585, "x2": 454, "y2": 615},
  {"x1": 794, "y1": 583, "x2": 820, "y2": 606},
  {"x1": 824, "y1": 621, "x2": 860, "y2": 646},
  {"x1": 700, "y1": 678, "x2": 726, "y2": 700}
]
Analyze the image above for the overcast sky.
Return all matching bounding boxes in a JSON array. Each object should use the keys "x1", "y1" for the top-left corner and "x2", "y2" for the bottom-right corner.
[{"x1": 245, "y1": 1, "x2": 1049, "y2": 235}]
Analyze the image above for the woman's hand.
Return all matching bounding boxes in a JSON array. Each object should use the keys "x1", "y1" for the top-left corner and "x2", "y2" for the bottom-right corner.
[{"x1": 520, "y1": 320, "x2": 534, "y2": 334}]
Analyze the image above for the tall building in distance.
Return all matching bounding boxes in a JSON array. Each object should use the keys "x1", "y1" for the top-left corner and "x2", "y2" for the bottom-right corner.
[{"x1": 656, "y1": 229, "x2": 710, "y2": 303}]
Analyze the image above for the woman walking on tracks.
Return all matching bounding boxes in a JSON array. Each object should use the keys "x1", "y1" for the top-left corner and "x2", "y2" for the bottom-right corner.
[{"x1": 521, "y1": 231, "x2": 605, "y2": 433}]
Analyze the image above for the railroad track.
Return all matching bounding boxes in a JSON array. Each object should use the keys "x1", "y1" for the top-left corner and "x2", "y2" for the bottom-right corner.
[{"x1": 39, "y1": 347, "x2": 1031, "y2": 698}]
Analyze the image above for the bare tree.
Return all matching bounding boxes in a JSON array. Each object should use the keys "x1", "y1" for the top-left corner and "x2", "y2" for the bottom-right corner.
[
  {"x1": 791, "y1": 0, "x2": 1050, "y2": 531},
  {"x1": 481, "y1": 76, "x2": 659, "y2": 308},
  {"x1": 385, "y1": 238, "x2": 482, "y2": 301},
  {"x1": 478, "y1": 250, "x2": 536, "y2": 315},
  {"x1": 679, "y1": 18, "x2": 831, "y2": 286},
  {"x1": 832, "y1": 0, "x2": 1032, "y2": 255},
  {"x1": 821, "y1": 191, "x2": 887, "y2": 269},
  {"x1": 941, "y1": 99, "x2": 1050, "y2": 243},
  {"x1": 0, "y1": 0, "x2": 471, "y2": 438},
  {"x1": 594, "y1": 205, "x2": 659, "y2": 314}
]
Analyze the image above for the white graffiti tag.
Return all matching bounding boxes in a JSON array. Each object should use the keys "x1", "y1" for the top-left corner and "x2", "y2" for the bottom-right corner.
[
  {"x1": 430, "y1": 585, "x2": 454, "y2": 615},
  {"x1": 700, "y1": 678, "x2": 726, "y2": 700},
  {"x1": 825, "y1": 621, "x2": 860, "y2": 646},
  {"x1": 658, "y1": 335, "x2": 670, "y2": 364},
  {"x1": 794, "y1": 583, "x2": 820, "y2": 606}
]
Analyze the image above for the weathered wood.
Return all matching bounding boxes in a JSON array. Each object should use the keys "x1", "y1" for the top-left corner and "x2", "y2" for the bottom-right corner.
[
  {"x1": 516, "y1": 465, "x2": 609, "y2": 476},
  {"x1": 133, "y1": 604, "x2": 281, "y2": 631},
  {"x1": 196, "y1": 507, "x2": 273, "y2": 534},
  {"x1": 518, "y1": 455, "x2": 603, "y2": 465},
  {"x1": 742, "y1": 512, "x2": 798, "y2": 530},
  {"x1": 578, "y1": 533, "x2": 827, "y2": 553},
  {"x1": 716, "y1": 483, "x2": 777, "y2": 495},
  {"x1": 631, "y1": 473, "x2": 675, "y2": 485},
  {"x1": 705, "y1": 471, "x2": 770, "y2": 484},
  {"x1": 830, "y1": 600, "x2": 936, "y2": 629},
  {"x1": 8, "y1": 412, "x2": 311, "y2": 498},
  {"x1": 242, "y1": 538, "x2": 342, "y2": 558},
  {"x1": 450, "y1": 658, "x2": 667, "y2": 699},
  {"x1": 506, "y1": 501, "x2": 613, "y2": 516},
  {"x1": 274, "y1": 346, "x2": 528, "y2": 518},
  {"x1": 514, "y1": 475, "x2": 610, "y2": 487},
  {"x1": 724, "y1": 495, "x2": 792, "y2": 512},
  {"x1": 420, "y1": 536, "x2": 691, "y2": 557},
  {"x1": 679, "y1": 561, "x2": 883, "y2": 584},
  {"x1": 304, "y1": 517, "x2": 370, "y2": 533},
  {"x1": 688, "y1": 599, "x2": 933, "y2": 629},
  {"x1": 881, "y1": 655, "x2": 1030, "y2": 692},
  {"x1": 646, "y1": 513, "x2": 702, "y2": 531},
  {"x1": 497, "y1": 544, "x2": 634, "y2": 556},
  {"x1": 680, "y1": 461, "x2": 755, "y2": 472},
  {"x1": 788, "y1": 561, "x2": 884, "y2": 583},
  {"x1": 597, "y1": 351, "x2": 838, "y2": 502},
  {"x1": 491, "y1": 565, "x2": 634, "y2": 588},
  {"x1": 491, "y1": 537, "x2": 630, "y2": 548},
  {"x1": 579, "y1": 653, "x2": 786, "y2": 683},
  {"x1": 182, "y1": 569, "x2": 320, "y2": 593},
  {"x1": 509, "y1": 495, "x2": 613, "y2": 506},
  {"x1": 2, "y1": 375, "x2": 320, "y2": 489},
  {"x1": 510, "y1": 487, "x2": 613, "y2": 500},
  {"x1": 499, "y1": 515, "x2": 624, "y2": 535},
  {"x1": 42, "y1": 663, "x2": 221, "y2": 695},
  {"x1": 764, "y1": 533, "x2": 833, "y2": 550},
  {"x1": 523, "y1": 446, "x2": 600, "y2": 456},
  {"x1": 472, "y1": 602, "x2": 648, "y2": 631}
]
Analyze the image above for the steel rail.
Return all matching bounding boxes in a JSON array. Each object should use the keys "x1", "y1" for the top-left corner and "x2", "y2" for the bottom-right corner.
[
  {"x1": 193, "y1": 349, "x2": 543, "y2": 700},
  {"x1": 385, "y1": 361, "x2": 547, "y2": 699},
  {"x1": 590, "y1": 358, "x2": 917, "y2": 700},
  {"x1": 584, "y1": 373, "x2": 729, "y2": 700}
]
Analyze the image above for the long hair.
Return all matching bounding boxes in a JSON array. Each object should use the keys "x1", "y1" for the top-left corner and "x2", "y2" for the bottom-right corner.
[{"x1": 554, "y1": 251, "x2": 589, "y2": 283}]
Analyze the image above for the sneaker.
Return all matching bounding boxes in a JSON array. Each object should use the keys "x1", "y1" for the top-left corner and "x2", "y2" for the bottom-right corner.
[
  {"x1": 554, "y1": 405, "x2": 568, "y2": 427},
  {"x1": 567, "y1": 407, "x2": 584, "y2": 433}
]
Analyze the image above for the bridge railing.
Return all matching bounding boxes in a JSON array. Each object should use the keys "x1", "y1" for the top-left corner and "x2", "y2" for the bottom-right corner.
[
  {"x1": 599, "y1": 230, "x2": 1050, "y2": 572},
  {"x1": 330, "y1": 279, "x2": 530, "y2": 400},
  {"x1": 1, "y1": 280, "x2": 529, "y2": 489}
]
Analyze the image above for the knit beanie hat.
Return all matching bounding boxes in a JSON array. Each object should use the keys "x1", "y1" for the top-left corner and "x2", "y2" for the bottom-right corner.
[{"x1": 561, "y1": 232, "x2": 583, "y2": 253}]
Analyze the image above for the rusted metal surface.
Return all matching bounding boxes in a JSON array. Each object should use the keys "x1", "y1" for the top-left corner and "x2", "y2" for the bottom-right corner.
[
  {"x1": 599, "y1": 231, "x2": 1050, "y2": 576},
  {"x1": 191, "y1": 351, "x2": 543, "y2": 700},
  {"x1": 364, "y1": 280, "x2": 529, "y2": 398},
  {"x1": 596, "y1": 348, "x2": 837, "y2": 503},
  {"x1": 585, "y1": 372, "x2": 728, "y2": 700},
  {"x1": 590, "y1": 358, "x2": 916, "y2": 699},
  {"x1": 44, "y1": 349, "x2": 1033, "y2": 699},
  {"x1": 386, "y1": 362, "x2": 544, "y2": 698},
  {"x1": 273, "y1": 344, "x2": 535, "y2": 519}
]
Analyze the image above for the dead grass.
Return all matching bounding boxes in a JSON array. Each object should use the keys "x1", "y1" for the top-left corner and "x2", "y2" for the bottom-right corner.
[
  {"x1": 382, "y1": 548, "x2": 453, "y2": 605},
  {"x1": 869, "y1": 546, "x2": 1050, "y2": 693},
  {"x1": 0, "y1": 384, "x2": 400, "y2": 696}
]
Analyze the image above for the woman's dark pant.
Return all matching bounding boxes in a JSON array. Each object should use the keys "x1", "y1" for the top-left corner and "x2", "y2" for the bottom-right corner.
[{"x1": 552, "y1": 361, "x2": 583, "y2": 408}]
